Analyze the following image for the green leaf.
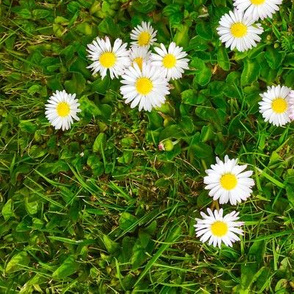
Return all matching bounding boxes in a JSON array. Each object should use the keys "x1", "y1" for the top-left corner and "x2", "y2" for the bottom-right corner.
[
  {"x1": 19, "y1": 120, "x2": 37, "y2": 134},
  {"x1": 2, "y1": 199, "x2": 14, "y2": 221},
  {"x1": 6, "y1": 251, "x2": 30, "y2": 273},
  {"x1": 16, "y1": 8, "x2": 31, "y2": 19},
  {"x1": 93, "y1": 133, "x2": 106, "y2": 153},
  {"x1": 79, "y1": 95, "x2": 102, "y2": 117},
  {"x1": 217, "y1": 46, "x2": 230, "y2": 71},
  {"x1": 241, "y1": 59, "x2": 260, "y2": 85},
  {"x1": 196, "y1": 21, "x2": 212, "y2": 40},
  {"x1": 191, "y1": 57, "x2": 212, "y2": 86},
  {"x1": 91, "y1": 76, "x2": 110, "y2": 94},
  {"x1": 181, "y1": 89, "x2": 197, "y2": 105},
  {"x1": 191, "y1": 142, "x2": 213, "y2": 159},
  {"x1": 64, "y1": 72, "x2": 86, "y2": 95},
  {"x1": 103, "y1": 234, "x2": 119, "y2": 254},
  {"x1": 174, "y1": 24, "x2": 190, "y2": 48},
  {"x1": 163, "y1": 4, "x2": 183, "y2": 26},
  {"x1": 52, "y1": 256, "x2": 78, "y2": 279},
  {"x1": 131, "y1": 243, "x2": 148, "y2": 270},
  {"x1": 119, "y1": 212, "x2": 138, "y2": 232},
  {"x1": 284, "y1": 53, "x2": 294, "y2": 66},
  {"x1": 187, "y1": 36, "x2": 209, "y2": 52},
  {"x1": 32, "y1": 9, "x2": 51, "y2": 19},
  {"x1": 286, "y1": 185, "x2": 294, "y2": 207},
  {"x1": 159, "y1": 125, "x2": 184, "y2": 140},
  {"x1": 248, "y1": 44, "x2": 267, "y2": 59},
  {"x1": 76, "y1": 22, "x2": 93, "y2": 36},
  {"x1": 25, "y1": 198, "x2": 39, "y2": 215},
  {"x1": 98, "y1": 17, "x2": 119, "y2": 38},
  {"x1": 265, "y1": 47, "x2": 285, "y2": 69}
]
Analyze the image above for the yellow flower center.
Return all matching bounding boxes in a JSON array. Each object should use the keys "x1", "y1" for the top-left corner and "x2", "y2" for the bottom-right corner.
[
  {"x1": 99, "y1": 52, "x2": 116, "y2": 68},
  {"x1": 138, "y1": 32, "x2": 151, "y2": 46},
  {"x1": 230, "y1": 22, "x2": 248, "y2": 38},
  {"x1": 220, "y1": 173, "x2": 238, "y2": 190},
  {"x1": 211, "y1": 221, "x2": 228, "y2": 237},
  {"x1": 133, "y1": 57, "x2": 143, "y2": 70},
  {"x1": 136, "y1": 77, "x2": 153, "y2": 95},
  {"x1": 162, "y1": 54, "x2": 177, "y2": 69},
  {"x1": 56, "y1": 102, "x2": 70, "y2": 117},
  {"x1": 251, "y1": 0, "x2": 265, "y2": 4},
  {"x1": 271, "y1": 98, "x2": 287, "y2": 114}
]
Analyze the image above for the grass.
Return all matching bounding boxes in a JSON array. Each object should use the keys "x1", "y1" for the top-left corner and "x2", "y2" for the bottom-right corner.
[{"x1": 0, "y1": 0, "x2": 294, "y2": 293}]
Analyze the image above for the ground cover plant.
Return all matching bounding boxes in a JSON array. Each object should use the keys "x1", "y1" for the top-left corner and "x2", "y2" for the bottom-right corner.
[{"x1": 0, "y1": 0, "x2": 294, "y2": 293}]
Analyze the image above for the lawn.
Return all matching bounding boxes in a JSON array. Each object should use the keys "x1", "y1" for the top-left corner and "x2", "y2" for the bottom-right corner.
[{"x1": 0, "y1": 0, "x2": 294, "y2": 293}]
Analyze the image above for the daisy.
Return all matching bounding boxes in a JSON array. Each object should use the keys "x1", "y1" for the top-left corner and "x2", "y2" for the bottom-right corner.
[
  {"x1": 288, "y1": 90, "x2": 294, "y2": 121},
  {"x1": 194, "y1": 208, "x2": 244, "y2": 248},
  {"x1": 130, "y1": 21, "x2": 157, "y2": 48},
  {"x1": 204, "y1": 155, "x2": 255, "y2": 205},
  {"x1": 259, "y1": 85, "x2": 291, "y2": 126},
  {"x1": 45, "y1": 90, "x2": 81, "y2": 131},
  {"x1": 129, "y1": 46, "x2": 151, "y2": 70},
  {"x1": 217, "y1": 10, "x2": 264, "y2": 52},
  {"x1": 233, "y1": 0, "x2": 283, "y2": 20},
  {"x1": 120, "y1": 62, "x2": 170, "y2": 112},
  {"x1": 87, "y1": 36, "x2": 130, "y2": 79},
  {"x1": 151, "y1": 42, "x2": 189, "y2": 81}
]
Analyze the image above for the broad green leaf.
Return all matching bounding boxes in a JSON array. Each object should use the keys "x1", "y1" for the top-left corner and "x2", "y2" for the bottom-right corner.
[
  {"x1": 25, "y1": 197, "x2": 39, "y2": 215},
  {"x1": 284, "y1": 53, "x2": 294, "y2": 66},
  {"x1": 241, "y1": 59, "x2": 260, "y2": 85},
  {"x1": 163, "y1": 4, "x2": 183, "y2": 26},
  {"x1": 286, "y1": 185, "x2": 294, "y2": 207},
  {"x1": 174, "y1": 24, "x2": 190, "y2": 48},
  {"x1": 196, "y1": 21, "x2": 212, "y2": 40},
  {"x1": 79, "y1": 95, "x2": 102, "y2": 117},
  {"x1": 240, "y1": 263, "x2": 258, "y2": 290},
  {"x1": 187, "y1": 36, "x2": 209, "y2": 51},
  {"x1": 260, "y1": 65, "x2": 277, "y2": 84},
  {"x1": 2, "y1": 199, "x2": 14, "y2": 221},
  {"x1": 91, "y1": 76, "x2": 110, "y2": 94},
  {"x1": 265, "y1": 46, "x2": 285, "y2": 69},
  {"x1": 93, "y1": 133, "x2": 106, "y2": 153},
  {"x1": 32, "y1": 9, "x2": 51, "y2": 19},
  {"x1": 64, "y1": 72, "x2": 86, "y2": 95},
  {"x1": 52, "y1": 256, "x2": 78, "y2": 279},
  {"x1": 181, "y1": 89, "x2": 197, "y2": 105},
  {"x1": 217, "y1": 46, "x2": 230, "y2": 71},
  {"x1": 98, "y1": 17, "x2": 119, "y2": 37},
  {"x1": 191, "y1": 57, "x2": 212, "y2": 86},
  {"x1": 191, "y1": 142, "x2": 213, "y2": 159},
  {"x1": 76, "y1": 22, "x2": 93, "y2": 36},
  {"x1": 103, "y1": 234, "x2": 119, "y2": 254},
  {"x1": 6, "y1": 251, "x2": 30, "y2": 273},
  {"x1": 19, "y1": 120, "x2": 37, "y2": 134},
  {"x1": 119, "y1": 212, "x2": 138, "y2": 232},
  {"x1": 248, "y1": 44, "x2": 266, "y2": 59}
]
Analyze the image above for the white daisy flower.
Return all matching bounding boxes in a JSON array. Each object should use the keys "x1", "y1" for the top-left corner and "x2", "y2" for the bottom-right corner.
[
  {"x1": 233, "y1": 0, "x2": 283, "y2": 21},
  {"x1": 129, "y1": 46, "x2": 151, "y2": 70},
  {"x1": 204, "y1": 155, "x2": 255, "y2": 205},
  {"x1": 130, "y1": 21, "x2": 157, "y2": 48},
  {"x1": 45, "y1": 90, "x2": 81, "y2": 131},
  {"x1": 120, "y1": 62, "x2": 170, "y2": 112},
  {"x1": 288, "y1": 90, "x2": 294, "y2": 121},
  {"x1": 259, "y1": 85, "x2": 291, "y2": 127},
  {"x1": 194, "y1": 208, "x2": 244, "y2": 248},
  {"x1": 87, "y1": 36, "x2": 130, "y2": 79},
  {"x1": 217, "y1": 10, "x2": 264, "y2": 52},
  {"x1": 151, "y1": 42, "x2": 189, "y2": 81}
]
